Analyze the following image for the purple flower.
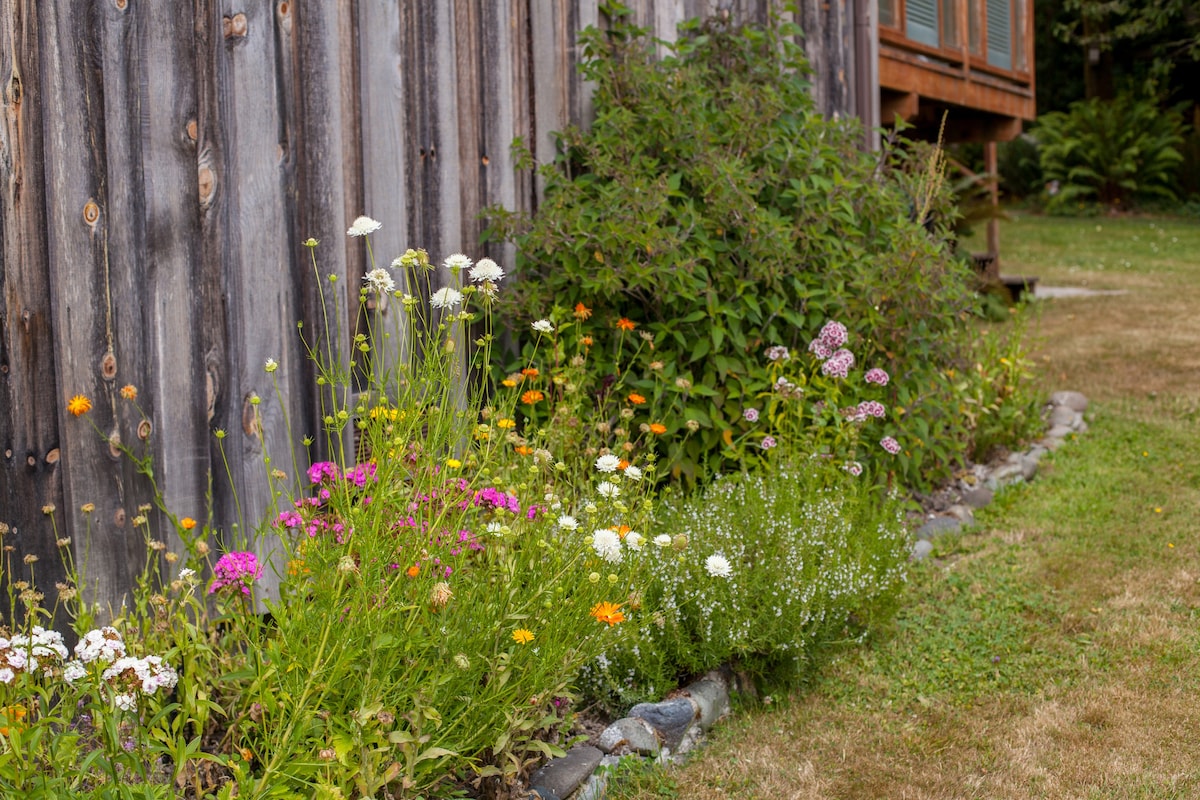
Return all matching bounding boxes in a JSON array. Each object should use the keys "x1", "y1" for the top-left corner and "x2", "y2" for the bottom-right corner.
[
  {"x1": 307, "y1": 461, "x2": 340, "y2": 485},
  {"x1": 761, "y1": 436, "x2": 777, "y2": 450},
  {"x1": 864, "y1": 367, "x2": 890, "y2": 386},
  {"x1": 343, "y1": 462, "x2": 377, "y2": 488},
  {"x1": 208, "y1": 551, "x2": 263, "y2": 597},
  {"x1": 880, "y1": 436, "x2": 901, "y2": 455},
  {"x1": 742, "y1": 408, "x2": 760, "y2": 423}
]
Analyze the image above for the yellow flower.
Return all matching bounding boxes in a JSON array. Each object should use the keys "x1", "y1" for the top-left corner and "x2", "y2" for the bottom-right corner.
[
  {"x1": 497, "y1": 419, "x2": 516, "y2": 429},
  {"x1": 512, "y1": 628, "x2": 534, "y2": 645},
  {"x1": 119, "y1": 385, "x2": 138, "y2": 400},
  {"x1": 502, "y1": 379, "x2": 517, "y2": 388},
  {"x1": 445, "y1": 458, "x2": 462, "y2": 469},
  {"x1": 67, "y1": 395, "x2": 92, "y2": 417},
  {"x1": 590, "y1": 601, "x2": 625, "y2": 627},
  {"x1": 649, "y1": 423, "x2": 667, "y2": 435},
  {"x1": 180, "y1": 517, "x2": 197, "y2": 530}
]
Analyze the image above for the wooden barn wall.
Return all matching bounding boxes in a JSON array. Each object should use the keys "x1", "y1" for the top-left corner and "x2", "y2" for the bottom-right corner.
[{"x1": 0, "y1": 0, "x2": 861, "y2": 618}]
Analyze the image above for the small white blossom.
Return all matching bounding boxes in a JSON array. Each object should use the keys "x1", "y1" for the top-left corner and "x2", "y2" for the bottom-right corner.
[
  {"x1": 178, "y1": 567, "x2": 196, "y2": 581},
  {"x1": 264, "y1": 358, "x2": 278, "y2": 373},
  {"x1": 623, "y1": 465, "x2": 643, "y2": 482},
  {"x1": 346, "y1": 216, "x2": 381, "y2": 237},
  {"x1": 443, "y1": 253, "x2": 473, "y2": 271},
  {"x1": 653, "y1": 534, "x2": 672, "y2": 548},
  {"x1": 705, "y1": 553, "x2": 733, "y2": 578},
  {"x1": 557, "y1": 515, "x2": 579, "y2": 531},
  {"x1": 592, "y1": 529, "x2": 623, "y2": 563},
  {"x1": 597, "y1": 481, "x2": 621, "y2": 499},
  {"x1": 532, "y1": 319, "x2": 555, "y2": 334},
  {"x1": 364, "y1": 267, "x2": 395, "y2": 295},
  {"x1": 469, "y1": 258, "x2": 505, "y2": 283},
  {"x1": 625, "y1": 531, "x2": 643, "y2": 550},
  {"x1": 429, "y1": 287, "x2": 463, "y2": 309},
  {"x1": 594, "y1": 454, "x2": 621, "y2": 473}
]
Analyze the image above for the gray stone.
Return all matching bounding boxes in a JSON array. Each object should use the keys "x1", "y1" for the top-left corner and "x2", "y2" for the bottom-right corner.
[
  {"x1": 1046, "y1": 424, "x2": 1074, "y2": 440},
  {"x1": 1026, "y1": 445, "x2": 1048, "y2": 462},
  {"x1": 628, "y1": 698, "x2": 697, "y2": 752},
  {"x1": 681, "y1": 678, "x2": 730, "y2": 730},
  {"x1": 1076, "y1": 420, "x2": 1089, "y2": 434},
  {"x1": 597, "y1": 717, "x2": 660, "y2": 756},
  {"x1": 1050, "y1": 390, "x2": 1089, "y2": 412},
  {"x1": 1042, "y1": 435, "x2": 1065, "y2": 452},
  {"x1": 528, "y1": 745, "x2": 603, "y2": 800},
  {"x1": 961, "y1": 486, "x2": 994, "y2": 509},
  {"x1": 986, "y1": 462, "x2": 1025, "y2": 490},
  {"x1": 573, "y1": 770, "x2": 608, "y2": 800},
  {"x1": 911, "y1": 539, "x2": 934, "y2": 561},
  {"x1": 1018, "y1": 454, "x2": 1038, "y2": 482},
  {"x1": 945, "y1": 504, "x2": 975, "y2": 525},
  {"x1": 674, "y1": 723, "x2": 705, "y2": 756},
  {"x1": 529, "y1": 789, "x2": 561, "y2": 800},
  {"x1": 1047, "y1": 405, "x2": 1077, "y2": 428},
  {"x1": 915, "y1": 516, "x2": 962, "y2": 541}
]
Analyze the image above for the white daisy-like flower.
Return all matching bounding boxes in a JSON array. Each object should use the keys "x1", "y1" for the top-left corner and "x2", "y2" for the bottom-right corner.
[
  {"x1": 469, "y1": 258, "x2": 504, "y2": 283},
  {"x1": 346, "y1": 216, "x2": 381, "y2": 237},
  {"x1": 595, "y1": 454, "x2": 621, "y2": 473},
  {"x1": 653, "y1": 534, "x2": 672, "y2": 548},
  {"x1": 625, "y1": 531, "x2": 643, "y2": 550},
  {"x1": 443, "y1": 253, "x2": 473, "y2": 271},
  {"x1": 486, "y1": 522, "x2": 504, "y2": 536},
  {"x1": 178, "y1": 567, "x2": 196, "y2": 581},
  {"x1": 705, "y1": 553, "x2": 733, "y2": 578},
  {"x1": 532, "y1": 319, "x2": 554, "y2": 334},
  {"x1": 557, "y1": 514, "x2": 579, "y2": 531},
  {"x1": 623, "y1": 465, "x2": 643, "y2": 482},
  {"x1": 592, "y1": 529, "x2": 622, "y2": 563},
  {"x1": 429, "y1": 287, "x2": 463, "y2": 309},
  {"x1": 597, "y1": 481, "x2": 621, "y2": 498},
  {"x1": 363, "y1": 267, "x2": 395, "y2": 295}
]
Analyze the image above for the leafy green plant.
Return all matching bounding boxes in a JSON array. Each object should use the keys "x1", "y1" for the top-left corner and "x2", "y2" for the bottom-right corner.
[
  {"x1": 487, "y1": 8, "x2": 986, "y2": 490},
  {"x1": 1037, "y1": 94, "x2": 1186, "y2": 211}
]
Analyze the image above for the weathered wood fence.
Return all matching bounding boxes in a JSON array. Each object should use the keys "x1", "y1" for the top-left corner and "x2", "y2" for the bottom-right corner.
[{"x1": 0, "y1": 0, "x2": 867, "y2": 616}]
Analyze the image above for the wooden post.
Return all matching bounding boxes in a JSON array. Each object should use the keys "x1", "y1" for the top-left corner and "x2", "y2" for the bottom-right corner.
[{"x1": 984, "y1": 139, "x2": 999, "y2": 281}]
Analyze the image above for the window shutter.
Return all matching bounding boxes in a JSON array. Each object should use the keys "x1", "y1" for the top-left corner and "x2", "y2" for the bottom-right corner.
[
  {"x1": 986, "y1": 0, "x2": 1012, "y2": 69},
  {"x1": 906, "y1": 0, "x2": 940, "y2": 47}
]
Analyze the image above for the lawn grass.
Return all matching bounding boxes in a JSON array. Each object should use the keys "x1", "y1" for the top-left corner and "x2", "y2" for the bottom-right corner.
[{"x1": 604, "y1": 214, "x2": 1200, "y2": 799}]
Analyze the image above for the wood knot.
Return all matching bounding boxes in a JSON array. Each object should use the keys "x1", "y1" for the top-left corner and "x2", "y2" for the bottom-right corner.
[
  {"x1": 224, "y1": 12, "x2": 248, "y2": 39},
  {"x1": 100, "y1": 351, "x2": 117, "y2": 380},
  {"x1": 242, "y1": 394, "x2": 260, "y2": 437},
  {"x1": 45, "y1": 448, "x2": 60, "y2": 465},
  {"x1": 186, "y1": 119, "x2": 198, "y2": 142},
  {"x1": 198, "y1": 165, "x2": 215, "y2": 207},
  {"x1": 83, "y1": 199, "x2": 100, "y2": 226},
  {"x1": 113, "y1": 507, "x2": 126, "y2": 527},
  {"x1": 278, "y1": 2, "x2": 289, "y2": 17},
  {"x1": 114, "y1": 0, "x2": 127, "y2": 9},
  {"x1": 137, "y1": 420, "x2": 152, "y2": 441},
  {"x1": 108, "y1": 429, "x2": 122, "y2": 459}
]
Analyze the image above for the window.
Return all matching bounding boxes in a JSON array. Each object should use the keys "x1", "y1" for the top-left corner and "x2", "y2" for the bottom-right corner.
[
  {"x1": 906, "y1": 0, "x2": 939, "y2": 48},
  {"x1": 986, "y1": 0, "x2": 1012, "y2": 69}
]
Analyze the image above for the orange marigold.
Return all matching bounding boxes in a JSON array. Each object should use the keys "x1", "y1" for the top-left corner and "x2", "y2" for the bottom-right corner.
[
  {"x1": 514, "y1": 445, "x2": 534, "y2": 456},
  {"x1": 406, "y1": 565, "x2": 420, "y2": 578},
  {"x1": 512, "y1": 628, "x2": 535, "y2": 645},
  {"x1": 574, "y1": 302, "x2": 593, "y2": 320},
  {"x1": 649, "y1": 423, "x2": 667, "y2": 435},
  {"x1": 610, "y1": 524, "x2": 632, "y2": 539},
  {"x1": 180, "y1": 517, "x2": 197, "y2": 531},
  {"x1": 581, "y1": 336, "x2": 594, "y2": 346},
  {"x1": 617, "y1": 460, "x2": 630, "y2": 470},
  {"x1": 521, "y1": 390, "x2": 545, "y2": 404},
  {"x1": 66, "y1": 395, "x2": 92, "y2": 417},
  {"x1": 590, "y1": 601, "x2": 625, "y2": 627},
  {"x1": 627, "y1": 393, "x2": 646, "y2": 405},
  {"x1": 616, "y1": 318, "x2": 636, "y2": 331},
  {"x1": 520, "y1": 367, "x2": 540, "y2": 379},
  {"x1": 119, "y1": 384, "x2": 138, "y2": 400}
]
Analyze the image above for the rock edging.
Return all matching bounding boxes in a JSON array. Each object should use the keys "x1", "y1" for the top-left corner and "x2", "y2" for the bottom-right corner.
[
  {"x1": 911, "y1": 390, "x2": 1089, "y2": 560},
  {"x1": 526, "y1": 670, "x2": 735, "y2": 800}
]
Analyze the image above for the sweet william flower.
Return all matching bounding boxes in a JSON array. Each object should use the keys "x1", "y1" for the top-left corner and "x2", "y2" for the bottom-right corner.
[
  {"x1": 864, "y1": 367, "x2": 890, "y2": 386},
  {"x1": 880, "y1": 436, "x2": 901, "y2": 454}
]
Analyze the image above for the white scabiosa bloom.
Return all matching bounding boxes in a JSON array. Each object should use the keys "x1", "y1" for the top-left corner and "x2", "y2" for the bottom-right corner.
[
  {"x1": 705, "y1": 553, "x2": 733, "y2": 578},
  {"x1": 557, "y1": 515, "x2": 579, "y2": 531},
  {"x1": 429, "y1": 287, "x2": 463, "y2": 309},
  {"x1": 592, "y1": 528, "x2": 623, "y2": 563},
  {"x1": 597, "y1": 481, "x2": 621, "y2": 499},
  {"x1": 623, "y1": 465, "x2": 643, "y2": 482},
  {"x1": 363, "y1": 267, "x2": 395, "y2": 295},
  {"x1": 442, "y1": 253, "x2": 473, "y2": 271},
  {"x1": 625, "y1": 531, "x2": 644, "y2": 550},
  {"x1": 594, "y1": 454, "x2": 621, "y2": 473},
  {"x1": 469, "y1": 258, "x2": 504, "y2": 283},
  {"x1": 653, "y1": 534, "x2": 672, "y2": 548},
  {"x1": 346, "y1": 216, "x2": 381, "y2": 237},
  {"x1": 532, "y1": 319, "x2": 554, "y2": 334}
]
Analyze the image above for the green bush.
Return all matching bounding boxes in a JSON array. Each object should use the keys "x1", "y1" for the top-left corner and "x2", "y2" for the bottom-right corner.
[
  {"x1": 1036, "y1": 94, "x2": 1186, "y2": 211},
  {"x1": 488, "y1": 11, "x2": 988, "y2": 490},
  {"x1": 578, "y1": 457, "x2": 909, "y2": 714}
]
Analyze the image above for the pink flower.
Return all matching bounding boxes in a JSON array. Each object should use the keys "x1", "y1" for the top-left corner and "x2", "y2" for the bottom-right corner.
[
  {"x1": 857, "y1": 400, "x2": 886, "y2": 419},
  {"x1": 864, "y1": 368, "x2": 890, "y2": 386},
  {"x1": 208, "y1": 551, "x2": 263, "y2": 597},
  {"x1": 843, "y1": 461, "x2": 863, "y2": 476},
  {"x1": 743, "y1": 408, "x2": 760, "y2": 423},
  {"x1": 880, "y1": 436, "x2": 901, "y2": 455},
  {"x1": 764, "y1": 346, "x2": 791, "y2": 363},
  {"x1": 816, "y1": 321, "x2": 848, "y2": 349},
  {"x1": 761, "y1": 436, "x2": 777, "y2": 450},
  {"x1": 821, "y1": 349, "x2": 855, "y2": 379}
]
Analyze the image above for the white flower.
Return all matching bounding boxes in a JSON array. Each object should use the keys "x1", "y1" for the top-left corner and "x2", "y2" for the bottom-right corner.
[
  {"x1": 0, "y1": 668, "x2": 13, "y2": 684},
  {"x1": 597, "y1": 481, "x2": 621, "y2": 498},
  {"x1": 592, "y1": 529, "x2": 623, "y2": 563},
  {"x1": 532, "y1": 319, "x2": 555, "y2": 334},
  {"x1": 557, "y1": 515, "x2": 579, "y2": 531},
  {"x1": 486, "y1": 522, "x2": 504, "y2": 536},
  {"x1": 364, "y1": 267, "x2": 395, "y2": 294},
  {"x1": 705, "y1": 553, "x2": 733, "y2": 578},
  {"x1": 178, "y1": 567, "x2": 196, "y2": 581},
  {"x1": 469, "y1": 258, "x2": 504, "y2": 283},
  {"x1": 623, "y1": 465, "x2": 643, "y2": 482},
  {"x1": 346, "y1": 216, "x2": 381, "y2": 237},
  {"x1": 63, "y1": 661, "x2": 87, "y2": 683},
  {"x1": 625, "y1": 532, "x2": 643, "y2": 550},
  {"x1": 653, "y1": 534, "x2": 672, "y2": 548},
  {"x1": 595, "y1": 454, "x2": 621, "y2": 473},
  {"x1": 429, "y1": 287, "x2": 463, "y2": 309},
  {"x1": 75, "y1": 627, "x2": 126, "y2": 664},
  {"x1": 264, "y1": 358, "x2": 278, "y2": 373},
  {"x1": 443, "y1": 253, "x2": 473, "y2": 271},
  {"x1": 114, "y1": 693, "x2": 136, "y2": 711}
]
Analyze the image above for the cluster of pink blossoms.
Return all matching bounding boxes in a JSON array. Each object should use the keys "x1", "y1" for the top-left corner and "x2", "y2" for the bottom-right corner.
[{"x1": 209, "y1": 551, "x2": 263, "y2": 597}]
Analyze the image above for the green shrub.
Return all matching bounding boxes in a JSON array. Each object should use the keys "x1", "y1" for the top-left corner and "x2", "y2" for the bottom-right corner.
[
  {"x1": 488, "y1": 11, "x2": 987, "y2": 490},
  {"x1": 997, "y1": 134, "x2": 1043, "y2": 200},
  {"x1": 578, "y1": 457, "x2": 909, "y2": 715},
  {"x1": 1036, "y1": 94, "x2": 1186, "y2": 211}
]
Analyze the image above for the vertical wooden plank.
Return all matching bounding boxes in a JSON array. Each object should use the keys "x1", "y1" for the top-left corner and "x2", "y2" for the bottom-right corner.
[
  {"x1": 0, "y1": 0, "x2": 68, "y2": 620},
  {"x1": 38, "y1": 0, "x2": 145, "y2": 615},
  {"x1": 454, "y1": 0, "x2": 483, "y2": 257}
]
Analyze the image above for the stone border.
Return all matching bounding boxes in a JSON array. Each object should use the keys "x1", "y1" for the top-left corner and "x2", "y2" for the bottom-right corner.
[
  {"x1": 526, "y1": 670, "x2": 736, "y2": 800},
  {"x1": 910, "y1": 390, "x2": 1089, "y2": 560}
]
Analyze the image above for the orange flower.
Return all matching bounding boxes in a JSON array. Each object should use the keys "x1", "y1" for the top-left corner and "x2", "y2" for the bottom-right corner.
[
  {"x1": 514, "y1": 445, "x2": 534, "y2": 456},
  {"x1": 0, "y1": 705, "x2": 26, "y2": 737},
  {"x1": 649, "y1": 423, "x2": 667, "y2": 435},
  {"x1": 180, "y1": 517, "x2": 197, "y2": 531},
  {"x1": 406, "y1": 565, "x2": 420, "y2": 578},
  {"x1": 521, "y1": 390, "x2": 545, "y2": 404},
  {"x1": 581, "y1": 336, "x2": 594, "y2": 347},
  {"x1": 610, "y1": 524, "x2": 631, "y2": 539},
  {"x1": 590, "y1": 601, "x2": 625, "y2": 627},
  {"x1": 574, "y1": 302, "x2": 593, "y2": 320},
  {"x1": 617, "y1": 460, "x2": 630, "y2": 470},
  {"x1": 66, "y1": 395, "x2": 92, "y2": 417},
  {"x1": 512, "y1": 628, "x2": 535, "y2": 645},
  {"x1": 521, "y1": 367, "x2": 540, "y2": 379},
  {"x1": 627, "y1": 393, "x2": 646, "y2": 405},
  {"x1": 119, "y1": 385, "x2": 138, "y2": 400},
  {"x1": 616, "y1": 318, "x2": 636, "y2": 331}
]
